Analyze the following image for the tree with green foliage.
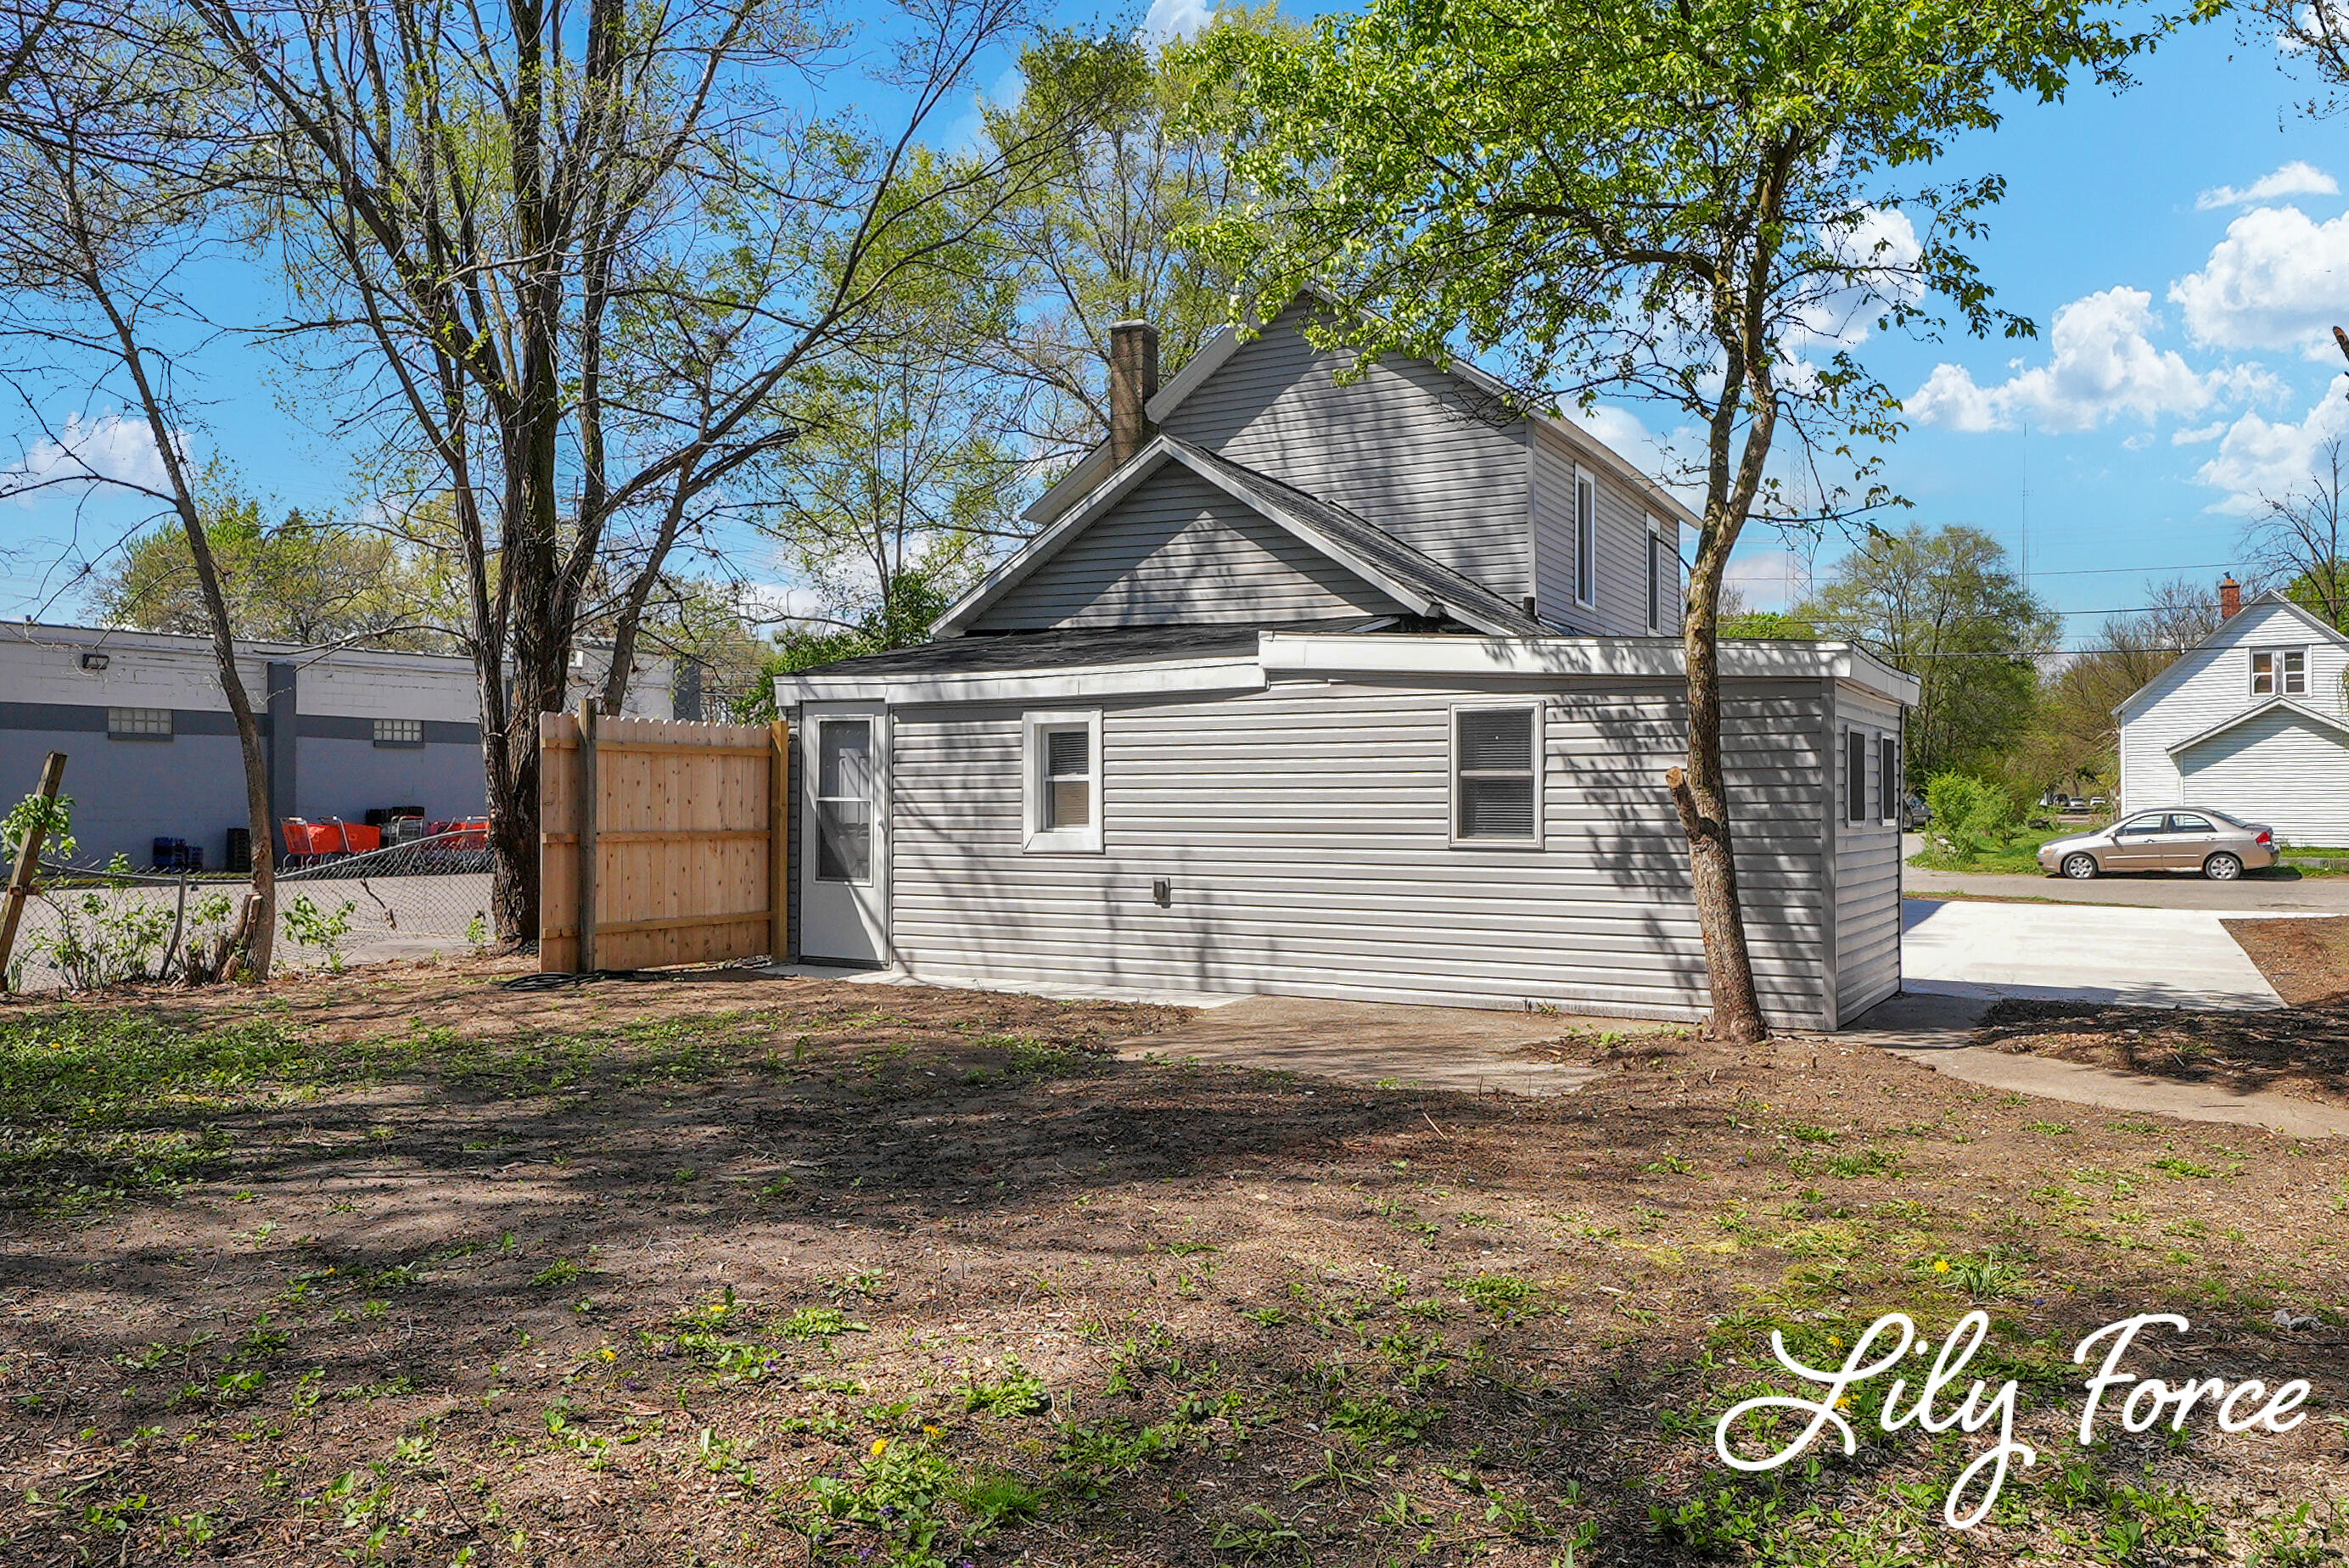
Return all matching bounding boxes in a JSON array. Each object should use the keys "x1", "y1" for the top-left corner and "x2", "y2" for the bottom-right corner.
[
  {"x1": 2005, "y1": 577, "x2": 2217, "y2": 799},
  {"x1": 980, "y1": 11, "x2": 1292, "y2": 464},
  {"x1": 1182, "y1": 0, "x2": 2139, "y2": 1041},
  {"x1": 86, "y1": 464, "x2": 443, "y2": 649},
  {"x1": 1798, "y1": 524, "x2": 2058, "y2": 785}
]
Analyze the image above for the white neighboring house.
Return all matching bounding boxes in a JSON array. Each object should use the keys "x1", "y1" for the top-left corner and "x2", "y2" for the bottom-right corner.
[{"x1": 2116, "y1": 585, "x2": 2349, "y2": 847}]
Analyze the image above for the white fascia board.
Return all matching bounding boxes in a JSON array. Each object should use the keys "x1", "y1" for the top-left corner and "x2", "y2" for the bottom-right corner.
[
  {"x1": 775, "y1": 655, "x2": 1269, "y2": 708},
  {"x1": 1258, "y1": 632, "x2": 1920, "y2": 704}
]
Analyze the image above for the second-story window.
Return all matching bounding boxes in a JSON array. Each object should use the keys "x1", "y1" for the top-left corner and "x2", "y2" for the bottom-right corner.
[
  {"x1": 1574, "y1": 472, "x2": 1596, "y2": 608},
  {"x1": 2251, "y1": 648, "x2": 2307, "y2": 697}
]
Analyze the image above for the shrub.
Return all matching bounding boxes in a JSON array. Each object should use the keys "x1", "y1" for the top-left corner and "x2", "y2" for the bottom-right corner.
[{"x1": 1924, "y1": 772, "x2": 2017, "y2": 858}]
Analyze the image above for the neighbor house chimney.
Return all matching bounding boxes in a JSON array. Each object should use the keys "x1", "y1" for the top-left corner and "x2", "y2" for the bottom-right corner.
[
  {"x1": 2219, "y1": 574, "x2": 2242, "y2": 621},
  {"x1": 1107, "y1": 319, "x2": 1159, "y2": 467}
]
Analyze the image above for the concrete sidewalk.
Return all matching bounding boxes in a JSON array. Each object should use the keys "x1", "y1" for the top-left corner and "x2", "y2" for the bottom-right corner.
[{"x1": 1843, "y1": 991, "x2": 2349, "y2": 1139}]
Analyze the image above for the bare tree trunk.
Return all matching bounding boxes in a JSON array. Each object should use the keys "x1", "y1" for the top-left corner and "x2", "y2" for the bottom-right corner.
[{"x1": 95, "y1": 289, "x2": 275, "y2": 978}]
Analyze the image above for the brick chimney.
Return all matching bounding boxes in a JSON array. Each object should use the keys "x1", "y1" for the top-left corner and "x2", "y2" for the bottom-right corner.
[
  {"x1": 1107, "y1": 319, "x2": 1159, "y2": 468},
  {"x1": 2219, "y1": 574, "x2": 2242, "y2": 621}
]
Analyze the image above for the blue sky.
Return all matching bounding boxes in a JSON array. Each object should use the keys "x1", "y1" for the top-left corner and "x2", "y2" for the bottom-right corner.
[{"x1": 2, "y1": 2, "x2": 2340, "y2": 643}]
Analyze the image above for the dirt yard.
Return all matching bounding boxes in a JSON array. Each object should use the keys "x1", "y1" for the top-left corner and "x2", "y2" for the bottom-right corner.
[
  {"x1": 1978, "y1": 918, "x2": 2349, "y2": 1110},
  {"x1": 3, "y1": 956, "x2": 2346, "y2": 1566}
]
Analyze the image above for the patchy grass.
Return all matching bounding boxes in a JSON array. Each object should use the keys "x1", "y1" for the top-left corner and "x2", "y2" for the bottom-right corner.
[
  {"x1": 1908, "y1": 823, "x2": 2081, "y2": 875},
  {"x1": 0, "y1": 955, "x2": 2344, "y2": 1565}
]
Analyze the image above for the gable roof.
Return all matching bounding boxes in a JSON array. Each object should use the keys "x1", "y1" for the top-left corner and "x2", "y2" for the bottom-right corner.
[
  {"x1": 1023, "y1": 290, "x2": 1703, "y2": 534},
  {"x1": 933, "y1": 435, "x2": 1547, "y2": 640},
  {"x1": 2165, "y1": 695, "x2": 2349, "y2": 757},
  {"x1": 2115, "y1": 590, "x2": 2349, "y2": 722}
]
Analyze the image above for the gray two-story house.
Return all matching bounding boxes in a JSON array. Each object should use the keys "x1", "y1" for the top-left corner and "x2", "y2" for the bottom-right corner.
[{"x1": 777, "y1": 298, "x2": 1915, "y2": 1029}]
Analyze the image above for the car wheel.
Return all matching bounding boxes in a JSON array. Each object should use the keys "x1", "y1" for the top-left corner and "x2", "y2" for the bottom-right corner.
[
  {"x1": 2061, "y1": 853, "x2": 2099, "y2": 880},
  {"x1": 2203, "y1": 852, "x2": 2242, "y2": 882}
]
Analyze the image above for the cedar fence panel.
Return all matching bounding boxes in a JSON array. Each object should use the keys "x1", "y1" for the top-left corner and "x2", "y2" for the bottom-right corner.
[{"x1": 539, "y1": 708, "x2": 788, "y2": 972}]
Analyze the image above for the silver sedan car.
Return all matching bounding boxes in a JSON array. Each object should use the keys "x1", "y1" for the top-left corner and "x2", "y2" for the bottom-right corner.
[{"x1": 2037, "y1": 809, "x2": 2279, "y2": 881}]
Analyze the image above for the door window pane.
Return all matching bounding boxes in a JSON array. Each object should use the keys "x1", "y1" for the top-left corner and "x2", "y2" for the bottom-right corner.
[
  {"x1": 816, "y1": 720, "x2": 872, "y2": 883},
  {"x1": 2167, "y1": 814, "x2": 2213, "y2": 832},
  {"x1": 2116, "y1": 815, "x2": 2165, "y2": 836}
]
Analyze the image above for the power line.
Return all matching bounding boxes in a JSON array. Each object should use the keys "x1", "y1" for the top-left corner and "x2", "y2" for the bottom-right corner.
[{"x1": 2026, "y1": 561, "x2": 2238, "y2": 579}]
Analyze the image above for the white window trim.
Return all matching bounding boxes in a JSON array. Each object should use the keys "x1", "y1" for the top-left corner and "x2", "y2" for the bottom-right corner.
[
  {"x1": 1448, "y1": 700, "x2": 1545, "y2": 848},
  {"x1": 2251, "y1": 646, "x2": 2311, "y2": 697},
  {"x1": 1023, "y1": 708, "x2": 1104, "y2": 854},
  {"x1": 1573, "y1": 467, "x2": 1597, "y2": 610}
]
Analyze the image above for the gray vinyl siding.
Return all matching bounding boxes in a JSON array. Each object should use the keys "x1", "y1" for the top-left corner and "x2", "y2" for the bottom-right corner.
[
  {"x1": 1831, "y1": 684, "x2": 1903, "y2": 1024},
  {"x1": 1528, "y1": 423, "x2": 1681, "y2": 636},
  {"x1": 970, "y1": 465, "x2": 1408, "y2": 631},
  {"x1": 1157, "y1": 301, "x2": 1533, "y2": 599},
  {"x1": 884, "y1": 675, "x2": 1832, "y2": 1026}
]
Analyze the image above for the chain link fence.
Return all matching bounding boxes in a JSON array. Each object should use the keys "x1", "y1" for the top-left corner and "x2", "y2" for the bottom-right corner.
[{"x1": 7, "y1": 832, "x2": 496, "y2": 992}]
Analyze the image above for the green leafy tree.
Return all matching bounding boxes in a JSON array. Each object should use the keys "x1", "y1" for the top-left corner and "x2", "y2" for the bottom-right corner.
[
  {"x1": 1182, "y1": 0, "x2": 2139, "y2": 1041},
  {"x1": 1797, "y1": 524, "x2": 2059, "y2": 785},
  {"x1": 86, "y1": 463, "x2": 442, "y2": 648},
  {"x1": 2008, "y1": 578, "x2": 2217, "y2": 799},
  {"x1": 980, "y1": 13, "x2": 1292, "y2": 463}
]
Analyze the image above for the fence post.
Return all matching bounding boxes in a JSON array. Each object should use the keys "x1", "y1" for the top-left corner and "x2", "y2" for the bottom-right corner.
[
  {"x1": 769, "y1": 720, "x2": 789, "y2": 963},
  {"x1": 0, "y1": 751, "x2": 67, "y2": 992},
  {"x1": 575, "y1": 698, "x2": 598, "y2": 974}
]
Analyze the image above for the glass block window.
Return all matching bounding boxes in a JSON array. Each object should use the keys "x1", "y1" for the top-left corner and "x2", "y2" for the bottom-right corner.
[
  {"x1": 373, "y1": 717, "x2": 424, "y2": 746},
  {"x1": 107, "y1": 707, "x2": 172, "y2": 739}
]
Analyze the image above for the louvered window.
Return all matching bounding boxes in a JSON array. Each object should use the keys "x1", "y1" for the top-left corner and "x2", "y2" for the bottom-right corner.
[{"x1": 1454, "y1": 707, "x2": 1539, "y2": 843}]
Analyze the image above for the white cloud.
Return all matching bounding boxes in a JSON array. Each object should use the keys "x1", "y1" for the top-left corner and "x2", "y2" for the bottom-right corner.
[
  {"x1": 2170, "y1": 204, "x2": 2349, "y2": 353},
  {"x1": 0, "y1": 412, "x2": 171, "y2": 506},
  {"x1": 1140, "y1": 0, "x2": 1214, "y2": 42},
  {"x1": 2172, "y1": 421, "x2": 2228, "y2": 445},
  {"x1": 1907, "y1": 287, "x2": 2273, "y2": 434},
  {"x1": 1789, "y1": 206, "x2": 1925, "y2": 350},
  {"x1": 2193, "y1": 378, "x2": 2349, "y2": 514},
  {"x1": 2195, "y1": 160, "x2": 2340, "y2": 210}
]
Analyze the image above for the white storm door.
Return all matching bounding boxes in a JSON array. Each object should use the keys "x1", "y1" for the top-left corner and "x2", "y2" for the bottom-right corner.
[{"x1": 799, "y1": 703, "x2": 889, "y2": 964}]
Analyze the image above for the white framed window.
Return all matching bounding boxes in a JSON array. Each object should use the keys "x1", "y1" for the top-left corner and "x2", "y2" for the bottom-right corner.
[
  {"x1": 373, "y1": 717, "x2": 424, "y2": 747},
  {"x1": 1645, "y1": 518, "x2": 1662, "y2": 632},
  {"x1": 814, "y1": 716, "x2": 876, "y2": 882},
  {"x1": 2250, "y1": 647, "x2": 2307, "y2": 697},
  {"x1": 1023, "y1": 709, "x2": 1103, "y2": 854},
  {"x1": 1845, "y1": 727, "x2": 1868, "y2": 824},
  {"x1": 1573, "y1": 469, "x2": 1597, "y2": 608},
  {"x1": 1450, "y1": 703, "x2": 1542, "y2": 845},
  {"x1": 107, "y1": 706, "x2": 172, "y2": 740}
]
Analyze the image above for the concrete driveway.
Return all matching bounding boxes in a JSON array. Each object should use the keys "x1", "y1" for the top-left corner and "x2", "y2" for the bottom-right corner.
[{"x1": 1901, "y1": 897, "x2": 2285, "y2": 1010}]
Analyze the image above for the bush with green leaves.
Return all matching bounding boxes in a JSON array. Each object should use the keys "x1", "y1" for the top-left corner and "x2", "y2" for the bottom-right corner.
[
  {"x1": 1924, "y1": 772, "x2": 2018, "y2": 859},
  {"x1": 281, "y1": 895, "x2": 356, "y2": 970},
  {"x1": 30, "y1": 856, "x2": 176, "y2": 989},
  {"x1": 3, "y1": 789, "x2": 75, "y2": 864}
]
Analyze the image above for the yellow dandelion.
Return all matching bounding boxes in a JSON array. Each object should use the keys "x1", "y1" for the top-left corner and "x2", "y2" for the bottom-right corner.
[
  {"x1": 1836, "y1": 1397, "x2": 1852, "y2": 1410},
  {"x1": 871, "y1": 1438, "x2": 889, "y2": 1457},
  {"x1": 1933, "y1": 1259, "x2": 1951, "y2": 1274},
  {"x1": 598, "y1": 1347, "x2": 616, "y2": 1362},
  {"x1": 922, "y1": 1425, "x2": 940, "y2": 1436}
]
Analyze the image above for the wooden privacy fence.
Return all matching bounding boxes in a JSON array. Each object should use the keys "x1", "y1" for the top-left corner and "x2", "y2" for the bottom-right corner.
[{"x1": 539, "y1": 703, "x2": 788, "y2": 972}]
